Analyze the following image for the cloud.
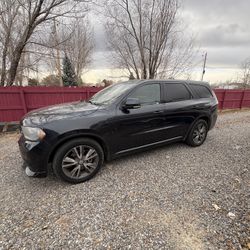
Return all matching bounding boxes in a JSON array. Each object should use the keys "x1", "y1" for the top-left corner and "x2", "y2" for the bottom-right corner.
[
  {"x1": 180, "y1": 0, "x2": 250, "y2": 67},
  {"x1": 199, "y1": 24, "x2": 250, "y2": 47},
  {"x1": 88, "y1": 0, "x2": 250, "y2": 82}
]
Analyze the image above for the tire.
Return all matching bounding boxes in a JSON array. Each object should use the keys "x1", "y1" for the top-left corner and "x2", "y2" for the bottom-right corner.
[
  {"x1": 186, "y1": 119, "x2": 208, "y2": 147},
  {"x1": 52, "y1": 138, "x2": 104, "y2": 184}
]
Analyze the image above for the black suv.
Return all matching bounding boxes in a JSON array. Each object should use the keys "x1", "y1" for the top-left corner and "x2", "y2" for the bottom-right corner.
[{"x1": 19, "y1": 80, "x2": 218, "y2": 183}]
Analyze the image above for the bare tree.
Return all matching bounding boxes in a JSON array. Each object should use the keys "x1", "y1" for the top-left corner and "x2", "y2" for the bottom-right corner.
[
  {"x1": 60, "y1": 18, "x2": 94, "y2": 80},
  {"x1": 37, "y1": 18, "x2": 74, "y2": 84},
  {"x1": 240, "y1": 58, "x2": 250, "y2": 88},
  {"x1": 103, "y1": 0, "x2": 195, "y2": 79},
  {"x1": 2, "y1": 0, "x2": 89, "y2": 86},
  {"x1": 0, "y1": 1, "x2": 45, "y2": 86},
  {"x1": 43, "y1": 17, "x2": 93, "y2": 84},
  {"x1": 0, "y1": 0, "x2": 20, "y2": 85}
]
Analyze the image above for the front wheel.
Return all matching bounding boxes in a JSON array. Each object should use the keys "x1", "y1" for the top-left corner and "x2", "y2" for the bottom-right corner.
[
  {"x1": 186, "y1": 119, "x2": 208, "y2": 147},
  {"x1": 52, "y1": 138, "x2": 104, "y2": 184}
]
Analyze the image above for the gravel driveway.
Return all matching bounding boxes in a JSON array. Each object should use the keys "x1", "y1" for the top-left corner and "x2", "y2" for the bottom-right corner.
[{"x1": 0, "y1": 111, "x2": 249, "y2": 250}]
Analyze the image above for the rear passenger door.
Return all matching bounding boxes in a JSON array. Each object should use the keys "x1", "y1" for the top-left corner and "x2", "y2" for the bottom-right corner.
[{"x1": 162, "y1": 82, "x2": 196, "y2": 138}]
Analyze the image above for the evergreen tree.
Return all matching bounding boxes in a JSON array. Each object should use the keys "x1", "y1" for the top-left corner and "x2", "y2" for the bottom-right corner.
[{"x1": 62, "y1": 55, "x2": 78, "y2": 86}]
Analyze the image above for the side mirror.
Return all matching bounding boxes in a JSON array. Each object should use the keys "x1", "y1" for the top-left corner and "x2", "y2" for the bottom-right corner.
[{"x1": 123, "y1": 98, "x2": 141, "y2": 109}]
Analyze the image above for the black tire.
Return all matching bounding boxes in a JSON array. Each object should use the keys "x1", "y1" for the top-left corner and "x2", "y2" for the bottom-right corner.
[
  {"x1": 52, "y1": 138, "x2": 104, "y2": 184},
  {"x1": 186, "y1": 119, "x2": 208, "y2": 147}
]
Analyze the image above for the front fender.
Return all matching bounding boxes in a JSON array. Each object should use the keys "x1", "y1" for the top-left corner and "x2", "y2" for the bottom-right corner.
[{"x1": 46, "y1": 130, "x2": 110, "y2": 163}]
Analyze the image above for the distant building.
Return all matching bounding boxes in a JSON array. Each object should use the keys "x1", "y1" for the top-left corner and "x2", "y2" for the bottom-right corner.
[{"x1": 215, "y1": 82, "x2": 250, "y2": 89}]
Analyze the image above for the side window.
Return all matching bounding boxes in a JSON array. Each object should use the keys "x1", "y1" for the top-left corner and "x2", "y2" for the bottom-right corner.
[
  {"x1": 165, "y1": 83, "x2": 191, "y2": 102},
  {"x1": 129, "y1": 84, "x2": 161, "y2": 105},
  {"x1": 190, "y1": 84, "x2": 213, "y2": 98}
]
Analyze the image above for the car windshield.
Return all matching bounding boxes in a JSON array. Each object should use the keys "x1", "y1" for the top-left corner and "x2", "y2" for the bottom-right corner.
[{"x1": 89, "y1": 82, "x2": 136, "y2": 105}]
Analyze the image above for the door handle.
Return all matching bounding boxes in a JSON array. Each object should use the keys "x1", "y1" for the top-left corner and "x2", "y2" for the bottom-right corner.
[
  {"x1": 193, "y1": 104, "x2": 209, "y2": 109},
  {"x1": 153, "y1": 110, "x2": 164, "y2": 114}
]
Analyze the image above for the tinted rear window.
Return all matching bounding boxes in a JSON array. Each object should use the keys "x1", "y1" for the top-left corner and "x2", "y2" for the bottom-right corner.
[
  {"x1": 165, "y1": 83, "x2": 191, "y2": 102},
  {"x1": 190, "y1": 84, "x2": 212, "y2": 98}
]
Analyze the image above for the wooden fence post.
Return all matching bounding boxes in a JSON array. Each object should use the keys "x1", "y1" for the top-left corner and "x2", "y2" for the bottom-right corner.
[
  {"x1": 240, "y1": 89, "x2": 245, "y2": 109},
  {"x1": 86, "y1": 88, "x2": 90, "y2": 100},
  {"x1": 20, "y1": 88, "x2": 27, "y2": 114},
  {"x1": 221, "y1": 90, "x2": 226, "y2": 110}
]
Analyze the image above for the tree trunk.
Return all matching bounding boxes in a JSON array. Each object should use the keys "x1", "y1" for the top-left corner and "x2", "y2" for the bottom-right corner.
[
  {"x1": 149, "y1": 73, "x2": 155, "y2": 79},
  {"x1": 142, "y1": 66, "x2": 147, "y2": 79},
  {"x1": 6, "y1": 26, "x2": 33, "y2": 86},
  {"x1": 7, "y1": 47, "x2": 23, "y2": 86},
  {"x1": 0, "y1": 34, "x2": 10, "y2": 86},
  {"x1": 0, "y1": 53, "x2": 7, "y2": 86}
]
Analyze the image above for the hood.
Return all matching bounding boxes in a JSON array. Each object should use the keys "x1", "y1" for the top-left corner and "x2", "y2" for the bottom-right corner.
[{"x1": 22, "y1": 101, "x2": 99, "y2": 126}]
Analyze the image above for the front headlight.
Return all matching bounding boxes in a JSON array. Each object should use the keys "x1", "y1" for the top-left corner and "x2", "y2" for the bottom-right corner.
[{"x1": 22, "y1": 126, "x2": 46, "y2": 141}]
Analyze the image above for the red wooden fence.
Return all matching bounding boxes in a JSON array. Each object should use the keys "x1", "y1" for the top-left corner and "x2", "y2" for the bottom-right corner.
[
  {"x1": 0, "y1": 86, "x2": 250, "y2": 122},
  {"x1": 0, "y1": 86, "x2": 101, "y2": 122},
  {"x1": 215, "y1": 89, "x2": 250, "y2": 110}
]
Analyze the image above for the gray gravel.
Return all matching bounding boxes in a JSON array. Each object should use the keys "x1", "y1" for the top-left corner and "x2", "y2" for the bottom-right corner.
[{"x1": 0, "y1": 111, "x2": 250, "y2": 250}]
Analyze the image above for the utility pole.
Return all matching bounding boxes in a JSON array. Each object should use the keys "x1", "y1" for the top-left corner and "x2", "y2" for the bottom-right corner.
[
  {"x1": 201, "y1": 52, "x2": 207, "y2": 81},
  {"x1": 53, "y1": 18, "x2": 63, "y2": 86}
]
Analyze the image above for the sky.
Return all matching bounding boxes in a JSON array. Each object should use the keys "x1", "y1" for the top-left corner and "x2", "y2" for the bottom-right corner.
[{"x1": 82, "y1": 0, "x2": 250, "y2": 84}]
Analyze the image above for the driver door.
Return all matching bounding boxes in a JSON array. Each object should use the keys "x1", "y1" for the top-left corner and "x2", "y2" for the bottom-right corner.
[{"x1": 109, "y1": 83, "x2": 167, "y2": 155}]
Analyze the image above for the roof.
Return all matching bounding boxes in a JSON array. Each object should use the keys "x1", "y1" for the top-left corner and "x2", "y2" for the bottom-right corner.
[{"x1": 120, "y1": 79, "x2": 210, "y2": 86}]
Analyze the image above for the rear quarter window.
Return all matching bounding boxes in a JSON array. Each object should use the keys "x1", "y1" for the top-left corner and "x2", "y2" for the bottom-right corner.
[
  {"x1": 165, "y1": 83, "x2": 191, "y2": 102},
  {"x1": 190, "y1": 84, "x2": 213, "y2": 98}
]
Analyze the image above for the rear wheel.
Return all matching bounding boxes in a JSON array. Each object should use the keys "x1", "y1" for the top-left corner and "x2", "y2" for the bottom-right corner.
[
  {"x1": 52, "y1": 138, "x2": 104, "y2": 184},
  {"x1": 186, "y1": 119, "x2": 208, "y2": 147}
]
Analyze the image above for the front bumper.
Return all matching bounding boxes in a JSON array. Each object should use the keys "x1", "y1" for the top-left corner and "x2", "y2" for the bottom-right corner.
[{"x1": 18, "y1": 135, "x2": 49, "y2": 176}]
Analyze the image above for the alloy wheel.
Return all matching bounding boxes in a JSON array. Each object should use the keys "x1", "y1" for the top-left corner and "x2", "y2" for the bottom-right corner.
[
  {"x1": 61, "y1": 145, "x2": 99, "y2": 179},
  {"x1": 192, "y1": 123, "x2": 207, "y2": 144}
]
